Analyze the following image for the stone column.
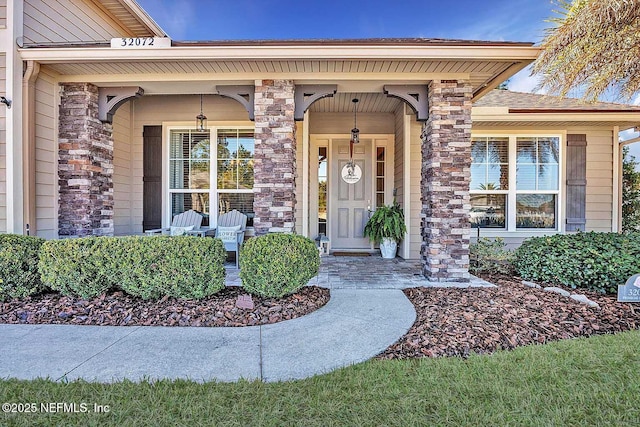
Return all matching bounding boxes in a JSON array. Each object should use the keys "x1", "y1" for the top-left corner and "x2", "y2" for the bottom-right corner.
[
  {"x1": 420, "y1": 80, "x2": 473, "y2": 281},
  {"x1": 58, "y1": 83, "x2": 114, "y2": 237},
  {"x1": 253, "y1": 80, "x2": 297, "y2": 234}
]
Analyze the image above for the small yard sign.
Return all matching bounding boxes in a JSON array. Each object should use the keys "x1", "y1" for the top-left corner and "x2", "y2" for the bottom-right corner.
[
  {"x1": 618, "y1": 274, "x2": 640, "y2": 302},
  {"x1": 236, "y1": 294, "x2": 255, "y2": 310}
]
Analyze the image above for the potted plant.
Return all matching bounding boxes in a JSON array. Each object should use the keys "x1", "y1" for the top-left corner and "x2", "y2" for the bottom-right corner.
[{"x1": 363, "y1": 201, "x2": 407, "y2": 259}]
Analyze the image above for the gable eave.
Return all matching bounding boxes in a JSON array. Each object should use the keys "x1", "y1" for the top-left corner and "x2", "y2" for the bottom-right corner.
[{"x1": 95, "y1": 0, "x2": 166, "y2": 37}]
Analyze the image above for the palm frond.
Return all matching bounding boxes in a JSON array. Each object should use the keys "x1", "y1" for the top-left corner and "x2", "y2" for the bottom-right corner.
[{"x1": 532, "y1": 0, "x2": 640, "y2": 101}]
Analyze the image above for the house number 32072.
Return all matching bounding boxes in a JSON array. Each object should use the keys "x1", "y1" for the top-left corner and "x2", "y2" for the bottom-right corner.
[
  {"x1": 110, "y1": 37, "x2": 171, "y2": 49},
  {"x1": 120, "y1": 37, "x2": 154, "y2": 47}
]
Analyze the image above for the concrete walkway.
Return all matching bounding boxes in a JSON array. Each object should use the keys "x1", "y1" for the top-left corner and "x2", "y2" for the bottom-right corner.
[
  {"x1": 0, "y1": 288, "x2": 415, "y2": 383},
  {"x1": 0, "y1": 256, "x2": 495, "y2": 383}
]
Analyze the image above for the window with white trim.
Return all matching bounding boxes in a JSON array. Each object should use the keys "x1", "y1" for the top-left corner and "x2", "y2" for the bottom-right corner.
[
  {"x1": 470, "y1": 135, "x2": 560, "y2": 230},
  {"x1": 169, "y1": 127, "x2": 255, "y2": 227}
]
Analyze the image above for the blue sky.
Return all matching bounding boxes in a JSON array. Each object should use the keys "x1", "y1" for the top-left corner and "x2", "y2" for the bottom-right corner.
[
  {"x1": 137, "y1": 0, "x2": 555, "y2": 93},
  {"x1": 137, "y1": 0, "x2": 554, "y2": 43},
  {"x1": 137, "y1": 0, "x2": 640, "y2": 159}
]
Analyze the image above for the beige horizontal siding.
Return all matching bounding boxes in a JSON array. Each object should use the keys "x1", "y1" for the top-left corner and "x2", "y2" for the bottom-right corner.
[
  {"x1": 34, "y1": 67, "x2": 57, "y2": 239},
  {"x1": 24, "y1": 0, "x2": 127, "y2": 44},
  {"x1": 393, "y1": 105, "x2": 406, "y2": 258},
  {"x1": 113, "y1": 102, "x2": 133, "y2": 235},
  {"x1": 0, "y1": 0, "x2": 6, "y2": 28},
  {"x1": 409, "y1": 120, "x2": 422, "y2": 259},
  {"x1": 295, "y1": 121, "x2": 303, "y2": 235},
  {"x1": 470, "y1": 235, "x2": 528, "y2": 251},
  {"x1": 581, "y1": 128, "x2": 614, "y2": 232}
]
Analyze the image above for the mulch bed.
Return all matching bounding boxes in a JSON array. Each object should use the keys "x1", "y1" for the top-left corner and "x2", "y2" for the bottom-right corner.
[
  {"x1": 4, "y1": 274, "x2": 638, "y2": 359},
  {"x1": 378, "y1": 274, "x2": 640, "y2": 359},
  {"x1": 0, "y1": 286, "x2": 330, "y2": 327}
]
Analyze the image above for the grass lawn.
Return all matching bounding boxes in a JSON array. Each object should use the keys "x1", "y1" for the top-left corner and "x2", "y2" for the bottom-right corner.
[{"x1": 1, "y1": 330, "x2": 639, "y2": 426}]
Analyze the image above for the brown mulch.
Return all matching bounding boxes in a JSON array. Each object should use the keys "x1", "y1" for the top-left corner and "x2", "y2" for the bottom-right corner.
[
  {"x1": 0, "y1": 286, "x2": 330, "y2": 327},
  {"x1": 378, "y1": 274, "x2": 640, "y2": 359}
]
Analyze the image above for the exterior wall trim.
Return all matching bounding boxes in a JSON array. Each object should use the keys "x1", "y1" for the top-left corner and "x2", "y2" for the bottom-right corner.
[{"x1": 19, "y1": 45, "x2": 541, "y2": 62}]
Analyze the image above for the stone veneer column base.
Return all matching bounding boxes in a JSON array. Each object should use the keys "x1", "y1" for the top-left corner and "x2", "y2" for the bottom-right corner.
[
  {"x1": 58, "y1": 83, "x2": 114, "y2": 237},
  {"x1": 253, "y1": 80, "x2": 297, "y2": 235},
  {"x1": 420, "y1": 80, "x2": 473, "y2": 281}
]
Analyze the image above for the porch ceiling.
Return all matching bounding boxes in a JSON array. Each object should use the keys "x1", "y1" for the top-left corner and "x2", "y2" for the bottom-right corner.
[
  {"x1": 24, "y1": 45, "x2": 541, "y2": 100},
  {"x1": 309, "y1": 93, "x2": 402, "y2": 113},
  {"x1": 42, "y1": 58, "x2": 513, "y2": 92}
]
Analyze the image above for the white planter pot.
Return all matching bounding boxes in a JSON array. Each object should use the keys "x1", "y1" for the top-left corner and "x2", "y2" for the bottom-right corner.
[{"x1": 379, "y1": 237, "x2": 398, "y2": 259}]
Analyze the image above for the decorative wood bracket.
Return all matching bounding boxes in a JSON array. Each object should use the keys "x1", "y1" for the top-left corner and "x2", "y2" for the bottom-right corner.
[
  {"x1": 216, "y1": 85, "x2": 255, "y2": 120},
  {"x1": 98, "y1": 87, "x2": 144, "y2": 123},
  {"x1": 294, "y1": 85, "x2": 337, "y2": 121},
  {"x1": 383, "y1": 85, "x2": 429, "y2": 121}
]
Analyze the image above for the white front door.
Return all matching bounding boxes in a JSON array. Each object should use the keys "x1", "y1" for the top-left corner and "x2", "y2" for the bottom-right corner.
[
  {"x1": 330, "y1": 139, "x2": 372, "y2": 249},
  {"x1": 309, "y1": 135, "x2": 394, "y2": 251}
]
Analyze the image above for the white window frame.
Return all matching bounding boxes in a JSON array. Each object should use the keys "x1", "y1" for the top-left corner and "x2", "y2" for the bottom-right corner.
[
  {"x1": 163, "y1": 122, "x2": 255, "y2": 230},
  {"x1": 470, "y1": 132, "x2": 565, "y2": 235}
]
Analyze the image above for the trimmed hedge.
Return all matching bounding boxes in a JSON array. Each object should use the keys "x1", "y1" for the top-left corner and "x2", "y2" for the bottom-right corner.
[
  {"x1": 39, "y1": 236, "x2": 226, "y2": 300},
  {"x1": 239, "y1": 234, "x2": 320, "y2": 298},
  {"x1": 514, "y1": 232, "x2": 640, "y2": 294},
  {"x1": 0, "y1": 234, "x2": 46, "y2": 301},
  {"x1": 117, "y1": 236, "x2": 226, "y2": 299}
]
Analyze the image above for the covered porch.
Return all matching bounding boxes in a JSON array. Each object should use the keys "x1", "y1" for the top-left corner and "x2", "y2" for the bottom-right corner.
[{"x1": 15, "y1": 39, "x2": 540, "y2": 281}]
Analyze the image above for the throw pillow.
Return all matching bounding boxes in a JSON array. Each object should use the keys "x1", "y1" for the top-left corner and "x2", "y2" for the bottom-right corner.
[
  {"x1": 216, "y1": 225, "x2": 242, "y2": 243},
  {"x1": 170, "y1": 225, "x2": 195, "y2": 236}
]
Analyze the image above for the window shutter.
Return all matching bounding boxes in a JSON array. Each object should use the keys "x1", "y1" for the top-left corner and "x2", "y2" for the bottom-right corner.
[
  {"x1": 143, "y1": 126, "x2": 163, "y2": 230},
  {"x1": 566, "y1": 134, "x2": 587, "y2": 231}
]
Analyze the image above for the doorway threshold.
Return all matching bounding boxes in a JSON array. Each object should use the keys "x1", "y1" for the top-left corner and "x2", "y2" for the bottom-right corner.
[{"x1": 330, "y1": 250, "x2": 377, "y2": 257}]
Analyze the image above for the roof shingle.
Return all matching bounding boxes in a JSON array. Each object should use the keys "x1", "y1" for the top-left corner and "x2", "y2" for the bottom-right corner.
[{"x1": 475, "y1": 90, "x2": 640, "y2": 112}]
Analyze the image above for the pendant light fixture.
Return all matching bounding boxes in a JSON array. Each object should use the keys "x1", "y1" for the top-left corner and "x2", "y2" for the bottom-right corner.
[
  {"x1": 350, "y1": 98, "x2": 360, "y2": 144},
  {"x1": 195, "y1": 94, "x2": 207, "y2": 131}
]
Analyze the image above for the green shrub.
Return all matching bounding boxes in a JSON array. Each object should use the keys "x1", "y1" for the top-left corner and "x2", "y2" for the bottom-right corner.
[
  {"x1": 514, "y1": 232, "x2": 640, "y2": 294},
  {"x1": 117, "y1": 236, "x2": 226, "y2": 300},
  {"x1": 39, "y1": 237, "x2": 115, "y2": 299},
  {"x1": 239, "y1": 234, "x2": 320, "y2": 298},
  {"x1": 470, "y1": 237, "x2": 515, "y2": 275},
  {"x1": 0, "y1": 234, "x2": 46, "y2": 301},
  {"x1": 39, "y1": 236, "x2": 226, "y2": 300}
]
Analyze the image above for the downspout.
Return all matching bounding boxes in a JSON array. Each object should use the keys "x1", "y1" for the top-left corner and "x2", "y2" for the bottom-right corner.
[{"x1": 22, "y1": 60, "x2": 40, "y2": 235}]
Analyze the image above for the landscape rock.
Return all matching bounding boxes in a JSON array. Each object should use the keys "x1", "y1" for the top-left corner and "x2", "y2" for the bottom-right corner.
[
  {"x1": 522, "y1": 280, "x2": 542, "y2": 289},
  {"x1": 543, "y1": 287, "x2": 571, "y2": 297},
  {"x1": 570, "y1": 294, "x2": 600, "y2": 309}
]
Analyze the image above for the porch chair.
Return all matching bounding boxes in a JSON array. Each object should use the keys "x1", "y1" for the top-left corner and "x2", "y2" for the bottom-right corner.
[
  {"x1": 144, "y1": 209, "x2": 204, "y2": 236},
  {"x1": 214, "y1": 209, "x2": 248, "y2": 268}
]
